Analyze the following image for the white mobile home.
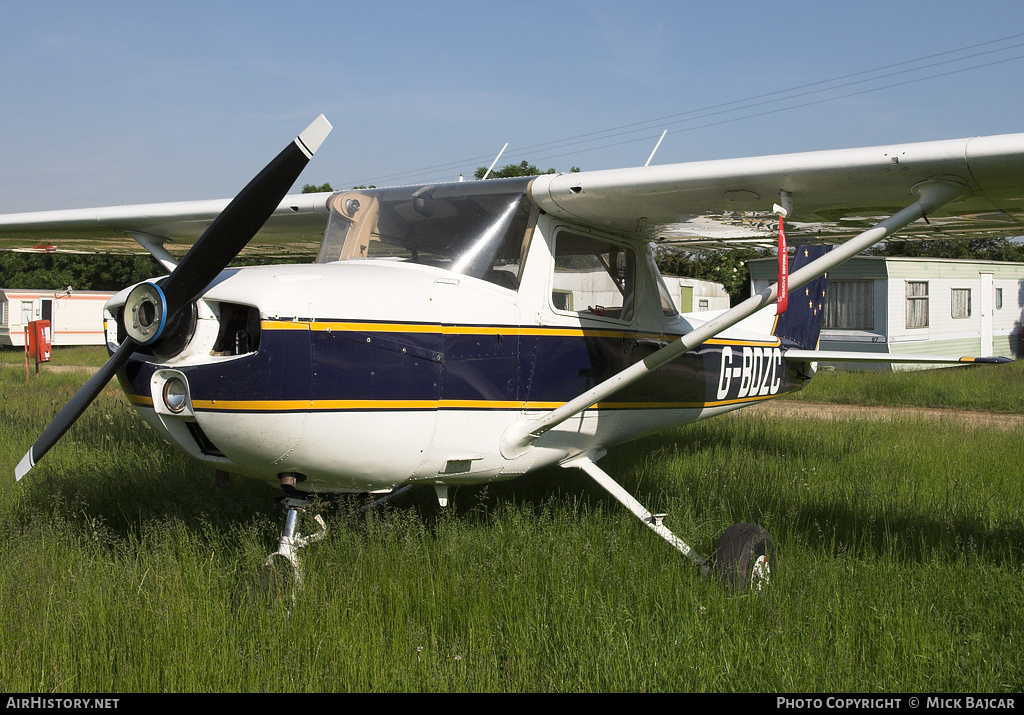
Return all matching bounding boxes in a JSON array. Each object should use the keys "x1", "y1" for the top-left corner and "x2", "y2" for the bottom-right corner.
[
  {"x1": 749, "y1": 256, "x2": 1024, "y2": 369},
  {"x1": 552, "y1": 269, "x2": 730, "y2": 317},
  {"x1": 0, "y1": 289, "x2": 114, "y2": 348},
  {"x1": 661, "y1": 275, "x2": 731, "y2": 314}
]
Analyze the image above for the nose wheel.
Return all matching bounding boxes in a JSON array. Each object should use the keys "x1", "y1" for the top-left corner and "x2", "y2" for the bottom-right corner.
[{"x1": 266, "y1": 497, "x2": 327, "y2": 586}]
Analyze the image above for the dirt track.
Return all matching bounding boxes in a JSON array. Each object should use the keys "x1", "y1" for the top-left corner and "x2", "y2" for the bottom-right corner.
[
  {"x1": 28, "y1": 364, "x2": 100, "y2": 373},
  {"x1": 744, "y1": 400, "x2": 1024, "y2": 429}
]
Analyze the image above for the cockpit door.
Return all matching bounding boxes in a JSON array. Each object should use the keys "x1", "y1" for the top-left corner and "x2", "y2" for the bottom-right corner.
[{"x1": 524, "y1": 228, "x2": 641, "y2": 406}]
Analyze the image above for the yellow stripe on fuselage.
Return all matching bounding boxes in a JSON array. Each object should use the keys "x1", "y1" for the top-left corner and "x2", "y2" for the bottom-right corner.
[
  {"x1": 260, "y1": 319, "x2": 780, "y2": 347},
  {"x1": 128, "y1": 393, "x2": 793, "y2": 413}
]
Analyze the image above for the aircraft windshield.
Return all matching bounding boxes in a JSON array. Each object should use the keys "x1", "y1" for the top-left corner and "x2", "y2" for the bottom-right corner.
[{"x1": 317, "y1": 177, "x2": 535, "y2": 290}]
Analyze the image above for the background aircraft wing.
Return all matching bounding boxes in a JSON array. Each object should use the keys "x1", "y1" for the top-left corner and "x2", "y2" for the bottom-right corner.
[
  {"x1": 784, "y1": 350, "x2": 1012, "y2": 365},
  {"x1": 0, "y1": 191, "x2": 332, "y2": 258},
  {"x1": 527, "y1": 133, "x2": 1024, "y2": 247}
]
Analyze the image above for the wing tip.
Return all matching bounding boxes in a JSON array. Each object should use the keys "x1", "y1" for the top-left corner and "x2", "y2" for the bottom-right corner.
[{"x1": 961, "y1": 356, "x2": 1014, "y2": 364}]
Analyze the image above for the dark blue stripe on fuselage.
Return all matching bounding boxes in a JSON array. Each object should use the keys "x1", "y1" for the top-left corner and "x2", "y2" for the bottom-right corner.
[{"x1": 119, "y1": 322, "x2": 808, "y2": 410}]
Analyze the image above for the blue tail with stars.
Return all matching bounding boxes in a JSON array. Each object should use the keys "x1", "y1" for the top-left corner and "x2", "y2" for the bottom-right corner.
[{"x1": 772, "y1": 245, "x2": 832, "y2": 350}]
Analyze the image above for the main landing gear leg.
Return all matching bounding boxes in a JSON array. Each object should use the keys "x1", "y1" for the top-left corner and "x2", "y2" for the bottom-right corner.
[
  {"x1": 561, "y1": 450, "x2": 711, "y2": 577},
  {"x1": 563, "y1": 450, "x2": 776, "y2": 593},
  {"x1": 266, "y1": 497, "x2": 327, "y2": 586}
]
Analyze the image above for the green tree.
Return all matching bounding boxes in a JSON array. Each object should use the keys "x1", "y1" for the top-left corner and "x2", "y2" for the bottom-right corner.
[
  {"x1": 475, "y1": 161, "x2": 557, "y2": 180},
  {"x1": 654, "y1": 247, "x2": 771, "y2": 304},
  {"x1": 868, "y1": 236, "x2": 1024, "y2": 261},
  {"x1": 0, "y1": 253, "x2": 162, "y2": 291},
  {"x1": 301, "y1": 182, "x2": 334, "y2": 193}
]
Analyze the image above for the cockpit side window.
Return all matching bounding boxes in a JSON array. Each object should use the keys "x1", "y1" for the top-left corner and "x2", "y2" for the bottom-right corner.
[
  {"x1": 316, "y1": 178, "x2": 536, "y2": 291},
  {"x1": 551, "y1": 230, "x2": 636, "y2": 323},
  {"x1": 647, "y1": 251, "x2": 679, "y2": 318}
]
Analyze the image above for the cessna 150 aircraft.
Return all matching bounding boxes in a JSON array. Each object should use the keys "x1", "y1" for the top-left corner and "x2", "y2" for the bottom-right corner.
[{"x1": 3, "y1": 115, "x2": 1023, "y2": 591}]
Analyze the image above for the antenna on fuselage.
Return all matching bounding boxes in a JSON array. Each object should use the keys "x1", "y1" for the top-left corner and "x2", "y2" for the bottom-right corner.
[
  {"x1": 480, "y1": 142, "x2": 509, "y2": 180},
  {"x1": 645, "y1": 130, "x2": 668, "y2": 167}
]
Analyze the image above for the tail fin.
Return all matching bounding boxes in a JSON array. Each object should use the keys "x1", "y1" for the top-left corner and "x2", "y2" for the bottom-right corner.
[{"x1": 772, "y1": 245, "x2": 831, "y2": 350}]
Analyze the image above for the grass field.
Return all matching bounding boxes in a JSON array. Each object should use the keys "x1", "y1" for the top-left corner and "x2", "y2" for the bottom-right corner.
[
  {"x1": 0, "y1": 345, "x2": 111, "y2": 368},
  {"x1": 788, "y1": 360, "x2": 1024, "y2": 414},
  {"x1": 0, "y1": 359, "x2": 1021, "y2": 692}
]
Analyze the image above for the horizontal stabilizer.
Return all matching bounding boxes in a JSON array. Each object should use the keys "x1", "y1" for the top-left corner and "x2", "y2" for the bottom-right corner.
[{"x1": 784, "y1": 350, "x2": 1013, "y2": 365}]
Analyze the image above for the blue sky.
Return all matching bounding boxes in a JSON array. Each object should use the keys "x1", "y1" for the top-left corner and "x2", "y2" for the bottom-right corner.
[{"x1": 1, "y1": 0, "x2": 1022, "y2": 212}]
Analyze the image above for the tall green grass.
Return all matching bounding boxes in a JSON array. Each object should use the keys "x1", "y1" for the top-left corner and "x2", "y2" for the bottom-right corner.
[
  {"x1": 789, "y1": 360, "x2": 1024, "y2": 414},
  {"x1": 0, "y1": 345, "x2": 111, "y2": 368},
  {"x1": 0, "y1": 364, "x2": 1021, "y2": 691}
]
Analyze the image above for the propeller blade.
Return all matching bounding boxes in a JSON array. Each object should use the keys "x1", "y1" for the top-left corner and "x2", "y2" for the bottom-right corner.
[
  {"x1": 15, "y1": 115, "x2": 333, "y2": 481},
  {"x1": 16, "y1": 339, "x2": 136, "y2": 480},
  {"x1": 160, "y1": 114, "x2": 332, "y2": 313}
]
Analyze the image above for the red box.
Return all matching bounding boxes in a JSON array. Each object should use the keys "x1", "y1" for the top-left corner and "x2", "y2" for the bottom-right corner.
[{"x1": 28, "y1": 320, "x2": 51, "y2": 362}]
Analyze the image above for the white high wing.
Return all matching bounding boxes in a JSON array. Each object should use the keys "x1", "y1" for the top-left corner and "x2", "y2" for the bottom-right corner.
[{"x1": 2, "y1": 118, "x2": 1022, "y2": 590}]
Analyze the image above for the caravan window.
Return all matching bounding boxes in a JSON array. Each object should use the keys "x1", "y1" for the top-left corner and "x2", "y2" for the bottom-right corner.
[
  {"x1": 951, "y1": 288, "x2": 972, "y2": 319},
  {"x1": 824, "y1": 280, "x2": 874, "y2": 330},
  {"x1": 906, "y1": 281, "x2": 929, "y2": 329}
]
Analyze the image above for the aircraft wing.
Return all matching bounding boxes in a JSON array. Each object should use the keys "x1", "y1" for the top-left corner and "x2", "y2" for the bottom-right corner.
[
  {"x1": 528, "y1": 133, "x2": 1024, "y2": 247},
  {"x1": 0, "y1": 191, "x2": 332, "y2": 258},
  {"x1": 3, "y1": 132, "x2": 1022, "y2": 257}
]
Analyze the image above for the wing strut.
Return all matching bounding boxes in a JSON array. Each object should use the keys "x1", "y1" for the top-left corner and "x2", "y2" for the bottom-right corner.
[
  {"x1": 126, "y1": 232, "x2": 179, "y2": 272},
  {"x1": 126, "y1": 231, "x2": 179, "y2": 273},
  {"x1": 500, "y1": 179, "x2": 965, "y2": 458}
]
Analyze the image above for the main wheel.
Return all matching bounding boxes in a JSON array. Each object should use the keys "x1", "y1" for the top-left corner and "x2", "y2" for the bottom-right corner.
[{"x1": 714, "y1": 523, "x2": 775, "y2": 593}]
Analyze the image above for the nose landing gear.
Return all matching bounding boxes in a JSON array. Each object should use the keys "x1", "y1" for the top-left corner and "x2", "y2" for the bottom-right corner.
[{"x1": 265, "y1": 497, "x2": 327, "y2": 587}]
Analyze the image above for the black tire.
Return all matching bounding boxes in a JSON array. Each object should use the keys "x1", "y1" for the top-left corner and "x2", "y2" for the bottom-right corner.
[{"x1": 714, "y1": 523, "x2": 776, "y2": 593}]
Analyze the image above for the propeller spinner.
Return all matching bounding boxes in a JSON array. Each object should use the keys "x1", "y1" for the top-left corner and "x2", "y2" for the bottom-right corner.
[{"x1": 15, "y1": 115, "x2": 333, "y2": 481}]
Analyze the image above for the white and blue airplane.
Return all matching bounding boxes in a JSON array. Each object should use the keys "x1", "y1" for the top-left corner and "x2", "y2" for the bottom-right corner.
[{"x1": 2, "y1": 115, "x2": 1022, "y2": 590}]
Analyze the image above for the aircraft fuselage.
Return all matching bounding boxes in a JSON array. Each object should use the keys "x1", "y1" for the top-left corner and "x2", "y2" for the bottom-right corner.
[{"x1": 109, "y1": 253, "x2": 810, "y2": 494}]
